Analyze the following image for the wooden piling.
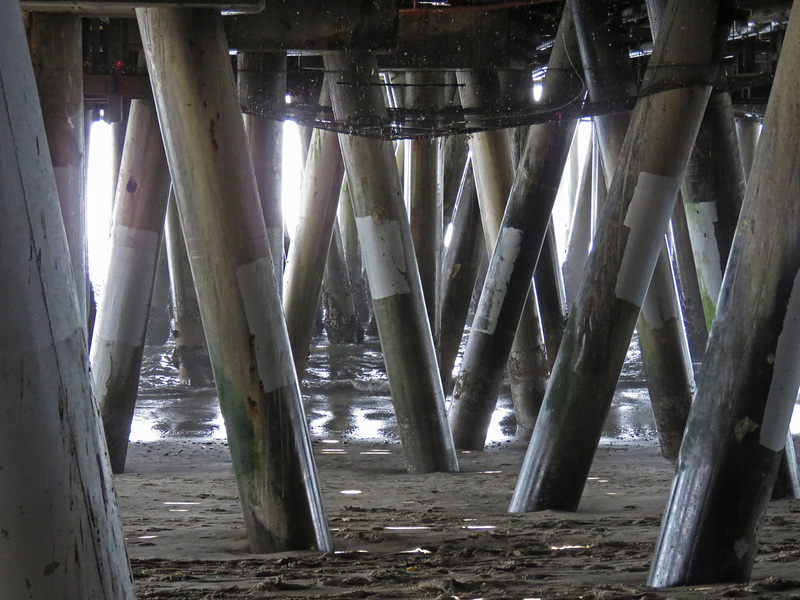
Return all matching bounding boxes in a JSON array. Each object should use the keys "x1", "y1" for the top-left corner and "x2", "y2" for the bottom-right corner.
[
  {"x1": 322, "y1": 222, "x2": 364, "y2": 344},
  {"x1": 90, "y1": 99, "x2": 171, "y2": 474},
  {"x1": 338, "y1": 178, "x2": 372, "y2": 328},
  {"x1": 138, "y1": 7, "x2": 331, "y2": 552},
  {"x1": 28, "y1": 12, "x2": 88, "y2": 326},
  {"x1": 510, "y1": 0, "x2": 729, "y2": 512},
  {"x1": 453, "y1": 69, "x2": 550, "y2": 445},
  {"x1": 649, "y1": 2, "x2": 800, "y2": 584},
  {"x1": 572, "y1": 0, "x2": 696, "y2": 460},
  {"x1": 164, "y1": 190, "x2": 213, "y2": 386},
  {"x1": 449, "y1": 4, "x2": 581, "y2": 449},
  {"x1": 439, "y1": 160, "x2": 485, "y2": 393},
  {"x1": 405, "y1": 71, "x2": 444, "y2": 342},
  {"x1": 283, "y1": 85, "x2": 346, "y2": 378},
  {"x1": 324, "y1": 50, "x2": 458, "y2": 474},
  {"x1": 0, "y1": 4, "x2": 134, "y2": 595},
  {"x1": 238, "y1": 51, "x2": 286, "y2": 282}
]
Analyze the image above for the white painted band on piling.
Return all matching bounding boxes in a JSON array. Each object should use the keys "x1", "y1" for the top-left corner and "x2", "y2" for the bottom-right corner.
[
  {"x1": 686, "y1": 201, "x2": 723, "y2": 303},
  {"x1": 639, "y1": 246, "x2": 678, "y2": 330},
  {"x1": 354, "y1": 216, "x2": 411, "y2": 300},
  {"x1": 760, "y1": 269, "x2": 800, "y2": 451},
  {"x1": 92, "y1": 226, "x2": 160, "y2": 345},
  {"x1": 237, "y1": 256, "x2": 293, "y2": 394},
  {"x1": 615, "y1": 172, "x2": 680, "y2": 308},
  {"x1": 472, "y1": 226, "x2": 523, "y2": 335}
]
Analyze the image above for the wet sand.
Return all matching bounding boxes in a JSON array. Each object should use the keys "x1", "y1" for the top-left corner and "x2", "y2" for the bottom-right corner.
[{"x1": 116, "y1": 435, "x2": 800, "y2": 599}]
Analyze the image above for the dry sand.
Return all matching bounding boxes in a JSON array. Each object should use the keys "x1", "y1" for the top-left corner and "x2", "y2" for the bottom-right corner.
[{"x1": 116, "y1": 437, "x2": 800, "y2": 600}]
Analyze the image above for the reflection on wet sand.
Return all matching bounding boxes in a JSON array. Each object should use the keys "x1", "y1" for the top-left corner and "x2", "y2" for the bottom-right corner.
[{"x1": 132, "y1": 334, "x2": 664, "y2": 445}]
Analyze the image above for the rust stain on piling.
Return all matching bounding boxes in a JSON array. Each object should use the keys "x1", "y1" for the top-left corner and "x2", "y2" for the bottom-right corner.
[{"x1": 247, "y1": 396, "x2": 258, "y2": 419}]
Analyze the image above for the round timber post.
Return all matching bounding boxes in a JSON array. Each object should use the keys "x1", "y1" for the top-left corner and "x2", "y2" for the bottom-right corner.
[
  {"x1": 338, "y1": 177, "x2": 372, "y2": 328},
  {"x1": 137, "y1": 7, "x2": 331, "y2": 553},
  {"x1": 238, "y1": 51, "x2": 286, "y2": 283},
  {"x1": 324, "y1": 50, "x2": 459, "y2": 474},
  {"x1": 572, "y1": 0, "x2": 696, "y2": 460},
  {"x1": 449, "y1": 4, "x2": 582, "y2": 449},
  {"x1": 405, "y1": 71, "x2": 444, "y2": 345},
  {"x1": 648, "y1": 2, "x2": 800, "y2": 584},
  {"x1": 28, "y1": 12, "x2": 88, "y2": 326},
  {"x1": 439, "y1": 160, "x2": 485, "y2": 393},
  {"x1": 454, "y1": 68, "x2": 550, "y2": 444},
  {"x1": 164, "y1": 189, "x2": 213, "y2": 386},
  {"x1": 283, "y1": 82, "x2": 346, "y2": 379},
  {"x1": 322, "y1": 222, "x2": 364, "y2": 344},
  {"x1": 0, "y1": 4, "x2": 135, "y2": 595},
  {"x1": 90, "y1": 99, "x2": 171, "y2": 474},
  {"x1": 510, "y1": 0, "x2": 730, "y2": 513}
]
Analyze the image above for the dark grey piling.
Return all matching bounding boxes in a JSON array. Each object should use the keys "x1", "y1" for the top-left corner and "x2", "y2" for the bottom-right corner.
[
  {"x1": 439, "y1": 159, "x2": 485, "y2": 394},
  {"x1": 28, "y1": 13, "x2": 88, "y2": 325},
  {"x1": 454, "y1": 69, "x2": 550, "y2": 444},
  {"x1": 449, "y1": 4, "x2": 582, "y2": 450},
  {"x1": 649, "y1": 4, "x2": 800, "y2": 584},
  {"x1": 509, "y1": 0, "x2": 729, "y2": 512}
]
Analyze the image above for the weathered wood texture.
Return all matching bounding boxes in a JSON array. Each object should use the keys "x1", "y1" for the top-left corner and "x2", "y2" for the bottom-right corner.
[
  {"x1": 649, "y1": 2, "x2": 800, "y2": 585},
  {"x1": 137, "y1": 7, "x2": 330, "y2": 553},
  {"x1": 0, "y1": 3, "x2": 134, "y2": 596},
  {"x1": 324, "y1": 49, "x2": 458, "y2": 474}
]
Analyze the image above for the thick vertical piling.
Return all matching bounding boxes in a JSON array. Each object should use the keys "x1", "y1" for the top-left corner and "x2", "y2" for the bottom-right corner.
[
  {"x1": 0, "y1": 4, "x2": 135, "y2": 595},
  {"x1": 449, "y1": 5, "x2": 582, "y2": 449},
  {"x1": 324, "y1": 50, "x2": 458, "y2": 474},
  {"x1": 238, "y1": 52, "x2": 286, "y2": 281},
  {"x1": 90, "y1": 99, "x2": 171, "y2": 474},
  {"x1": 138, "y1": 7, "x2": 330, "y2": 552},
  {"x1": 573, "y1": 0, "x2": 696, "y2": 460},
  {"x1": 283, "y1": 87, "x2": 346, "y2": 379},
  {"x1": 28, "y1": 13, "x2": 88, "y2": 325},
  {"x1": 510, "y1": 0, "x2": 728, "y2": 512},
  {"x1": 439, "y1": 160, "x2": 485, "y2": 393},
  {"x1": 455, "y1": 69, "x2": 550, "y2": 443},
  {"x1": 164, "y1": 190, "x2": 213, "y2": 386},
  {"x1": 649, "y1": 4, "x2": 800, "y2": 584}
]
